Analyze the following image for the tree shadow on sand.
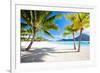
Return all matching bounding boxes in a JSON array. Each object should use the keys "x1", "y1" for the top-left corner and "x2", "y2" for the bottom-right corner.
[
  {"x1": 21, "y1": 47, "x2": 55, "y2": 63},
  {"x1": 21, "y1": 47, "x2": 78, "y2": 63}
]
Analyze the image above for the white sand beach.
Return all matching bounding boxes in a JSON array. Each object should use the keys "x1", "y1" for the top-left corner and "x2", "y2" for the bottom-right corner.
[{"x1": 21, "y1": 41, "x2": 89, "y2": 63}]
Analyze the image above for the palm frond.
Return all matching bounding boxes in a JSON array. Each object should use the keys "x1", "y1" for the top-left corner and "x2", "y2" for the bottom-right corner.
[
  {"x1": 64, "y1": 25, "x2": 74, "y2": 32},
  {"x1": 43, "y1": 22, "x2": 59, "y2": 30},
  {"x1": 65, "y1": 14, "x2": 76, "y2": 21},
  {"x1": 63, "y1": 32, "x2": 71, "y2": 37},
  {"x1": 42, "y1": 28, "x2": 54, "y2": 38}
]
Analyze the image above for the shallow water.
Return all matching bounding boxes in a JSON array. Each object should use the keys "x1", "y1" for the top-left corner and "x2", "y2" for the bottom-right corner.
[{"x1": 48, "y1": 41, "x2": 89, "y2": 47}]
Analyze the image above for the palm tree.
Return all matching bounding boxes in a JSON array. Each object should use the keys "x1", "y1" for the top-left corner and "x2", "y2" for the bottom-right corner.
[
  {"x1": 77, "y1": 13, "x2": 90, "y2": 52},
  {"x1": 64, "y1": 14, "x2": 79, "y2": 50},
  {"x1": 21, "y1": 10, "x2": 62, "y2": 51},
  {"x1": 65, "y1": 13, "x2": 90, "y2": 52},
  {"x1": 63, "y1": 24, "x2": 78, "y2": 50}
]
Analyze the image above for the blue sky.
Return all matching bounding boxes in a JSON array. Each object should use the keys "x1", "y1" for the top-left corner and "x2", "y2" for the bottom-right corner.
[
  {"x1": 37, "y1": 11, "x2": 89, "y2": 40},
  {"x1": 44, "y1": 12, "x2": 73, "y2": 40},
  {"x1": 21, "y1": 11, "x2": 90, "y2": 41}
]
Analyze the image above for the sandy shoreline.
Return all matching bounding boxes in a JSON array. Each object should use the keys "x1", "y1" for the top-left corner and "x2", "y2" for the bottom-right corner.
[{"x1": 21, "y1": 41, "x2": 89, "y2": 62}]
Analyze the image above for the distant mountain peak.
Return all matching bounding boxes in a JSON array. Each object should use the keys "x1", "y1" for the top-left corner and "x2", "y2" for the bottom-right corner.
[{"x1": 58, "y1": 33, "x2": 89, "y2": 41}]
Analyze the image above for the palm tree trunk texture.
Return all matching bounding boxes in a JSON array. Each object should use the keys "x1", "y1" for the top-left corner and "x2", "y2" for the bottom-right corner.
[
  {"x1": 77, "y1": 28, "x2": 83, "y2": 52},
  {"x1": 26, "y1": 34, "x2": 31, "y2": 41},
  {"x1": 72, "y1": 32, "x2": 76, "y2": 50},
  {"x1": 25, "y1": 28, "x2": 36, "y2": 51}
]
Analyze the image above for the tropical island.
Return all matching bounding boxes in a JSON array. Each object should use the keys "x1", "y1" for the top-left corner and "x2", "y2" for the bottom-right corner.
[{"x1": 21, "y1": 10, "x2": 90, "y2": 62}]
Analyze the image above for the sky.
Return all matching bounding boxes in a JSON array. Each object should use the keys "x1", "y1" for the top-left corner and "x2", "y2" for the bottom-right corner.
[
  {"x1": 40, "y1": 12, "x2": 73, "y2": 40},
  {"x1": 21, "y1": 11, "x2": 90, "y2": 41}
]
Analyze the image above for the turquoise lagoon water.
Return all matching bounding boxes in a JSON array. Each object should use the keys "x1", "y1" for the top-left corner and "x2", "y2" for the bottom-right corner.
[{"x1": 49, "y1": 41, "x2": 89, "y2": 47}]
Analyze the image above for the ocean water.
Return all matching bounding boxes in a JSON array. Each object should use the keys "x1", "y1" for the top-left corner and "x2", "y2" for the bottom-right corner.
[{"x1": 49, "y1": 41, "x2": 89, "y2": 47}]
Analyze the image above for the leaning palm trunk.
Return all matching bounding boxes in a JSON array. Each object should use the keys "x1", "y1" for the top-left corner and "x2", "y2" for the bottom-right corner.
[
  {"x1": 26, "y1": 34, "x2": 31, "y2": 41},
  {"x1": 77, "y1": 28, "x2": 83, "y2": 52},
  {"x1": 72, "y1": 32, "x2": 76, "y2": 50},
  {"x1": 25, "y1": 10, "x2": 37, "y2": 51},
  {"x1": 25, "y1": 29, "x2": 36, "y2": 51}
]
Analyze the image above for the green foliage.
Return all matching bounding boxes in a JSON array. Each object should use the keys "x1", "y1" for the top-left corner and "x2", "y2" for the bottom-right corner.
[
  {"x1": 65, "y1": 14, "x2": 76, "y2": 21},
  {"x1": 35, "y1": 36, "x2": 48, "y2": 41},
  {"x1": 43, "y1": 23, "x2": 58, "y2": 30},
  {"x1": 64, "y1": 13, "x2": 90, "y2": 30},
  {"x1": 63, "y1": 24, "x2": 77, "y2": 37},
  {"x1": 42, "y1": 28, "x2": 54, "y2": 38},
  {"x1": 63, "y1": 32, "x2": 71, "y2": 37},
  {"x1": 21, "y1": 37, "x2": 31, "y2": 41},
  {"x1": 63, "y1": 12, "x2": 90, "y2": 37},
  {"x1": 64, "y1": 25, "x2": 74, "y2": 32},
  {"x1": 21, "y1": 10, "x2": 62, "y2": 39}
]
